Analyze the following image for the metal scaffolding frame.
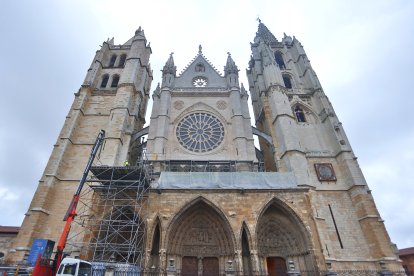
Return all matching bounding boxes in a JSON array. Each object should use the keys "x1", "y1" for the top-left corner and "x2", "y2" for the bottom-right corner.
[
  {"x1": 64, "y1": 147, "x2": 262, "y2": 269},
  {"x1": 143, "y1": 158, "x2": 265, "y2": 174},
  {"x1": 66, "y1": 153, "x2": 151, "y2": 268}
]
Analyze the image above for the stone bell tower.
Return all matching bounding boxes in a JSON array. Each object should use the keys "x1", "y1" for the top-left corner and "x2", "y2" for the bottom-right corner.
[
  {"x1": 6, "y1": 27, "x2": 152, "y2": 263},
  {"x1": 246, "y1": 20, "x2": 401, "y2": 271}
]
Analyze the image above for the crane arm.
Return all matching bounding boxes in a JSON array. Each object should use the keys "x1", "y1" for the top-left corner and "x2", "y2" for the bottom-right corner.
[{"x1": 54, "y1": 130, "x2": 106, "y2": 275}]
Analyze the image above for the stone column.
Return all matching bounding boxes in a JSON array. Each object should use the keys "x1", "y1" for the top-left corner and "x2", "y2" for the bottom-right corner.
[
  {"x1": 234, "y1": 250, "x2": 243, "y2": 273},
  {"x1": 198, "y1": 257, "x2": 203, "y2": 276},
  {"x1": 159, "y1": 249, "x2": 167, "y2": 271},
  {"x1": 250, "y1": 250, "x2": 260, "y2": 274}
]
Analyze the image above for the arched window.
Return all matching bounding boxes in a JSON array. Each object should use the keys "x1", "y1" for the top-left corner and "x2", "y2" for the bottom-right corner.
[
  {"x1": 195, "y1": 63, "x2": 205, "y2": 72},
  {"x1": 100, "y1": 74, "x2": 109, "y2": 88},
  {"x1": 282, "y1": 74, "x2": 292, "y2": 89},
  {"x1": 274, "y1": 52, "x2": 286, "y2": 69},
  {"x1": 241, "y1": 227, "x2": 253, "y2": 275},
  {"x1": 150, "y1": 223, "x2": 160, "y2": 268},
  {"x1": 118, "y1": 54, "x2": 127, "y2": 67},
  {"x1": 111, "y1": 75, "x2": 120, "y2": 88},
  {"x1": 294, "y1": 105, "x2": 306, "y2": 122},
  {"x1": 109, "y1": 54, "x2": 117, "y2": 67}
]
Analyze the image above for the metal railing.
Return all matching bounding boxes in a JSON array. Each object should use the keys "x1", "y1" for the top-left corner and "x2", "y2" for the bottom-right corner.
[{"x1": 148, "y1": 160, "x2": 265, "y2": 173}]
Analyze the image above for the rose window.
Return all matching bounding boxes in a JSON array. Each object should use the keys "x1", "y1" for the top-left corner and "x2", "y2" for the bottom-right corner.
[{"x1": 176, "y1": 113, "x2": 224, "y2": 153}]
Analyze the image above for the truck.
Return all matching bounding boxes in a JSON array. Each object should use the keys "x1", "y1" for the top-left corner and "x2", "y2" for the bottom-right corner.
[{"x1": 56, "y1": 258, "x2": 91, "y2": 276}]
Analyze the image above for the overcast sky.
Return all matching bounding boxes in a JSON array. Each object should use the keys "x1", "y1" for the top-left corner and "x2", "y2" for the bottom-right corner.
[{"x1": 0, "y1": 0, "x2": 413, "y2": 250}]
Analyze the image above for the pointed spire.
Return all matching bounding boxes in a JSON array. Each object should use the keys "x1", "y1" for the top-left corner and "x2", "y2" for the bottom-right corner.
[
  {"x1": 162, "y1": 52, "x2": 176, "y2": 76},
  {"x1": 224, "y1": 52, "x2": 239, "y2": 76},
  {"x1": 153, "y1": 83, "x2": 161, "y2": 98},
  {"x1": 282, "y1": 32, "x2": 293, "y2": 45},
  {"x1": 134, "y1": 26, "x2": 146, "y2": 39},
  {"x1": 256, "y1": 20, "x2": 278, "y2": 44},
  {"x1": 198, "y1": 45, "x2": 202, "y2": 54},
  {"x1": 107, "y1": 37, "x2": 114, "y2": 45}
]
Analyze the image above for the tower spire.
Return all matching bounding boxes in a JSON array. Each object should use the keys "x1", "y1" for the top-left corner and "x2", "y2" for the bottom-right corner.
[
  {"x1": 224, "y1": 52, "x2": 239, "y2": 76},
  {"x1": 255, "y1": 20, "x2": 278, "y2": 44},
  {"x1": 134, "y1": 26, "x2": 146, "y2": 39},
  {"x1": 224, "y1": 52, "x2": 239, "y2": 88},
  {"x1": 162, "y1": 52, "x2": 176, "y2": 76}
]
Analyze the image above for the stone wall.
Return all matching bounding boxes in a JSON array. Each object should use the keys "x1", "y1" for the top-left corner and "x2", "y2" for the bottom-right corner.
[{"x1": 0, "y1": 230, "x2": 18, "y2": 263}]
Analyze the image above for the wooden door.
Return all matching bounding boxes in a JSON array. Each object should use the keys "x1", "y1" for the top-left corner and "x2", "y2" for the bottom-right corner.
[
  {"x1": 182, "y1": 256, "x2": 198, "y2": 276},
  {"x1": 267, "y1": 257, "x2": 287, "y2": 276},
  {"x1": 202, "y1": 257, "x2": 219, "y2": 276}
]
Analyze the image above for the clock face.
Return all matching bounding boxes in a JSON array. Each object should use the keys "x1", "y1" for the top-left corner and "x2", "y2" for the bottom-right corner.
[
  {"x1": 176, "y1": 113, "x2": 224, "y2": 153},
  {"x1": 193, "y1": 77, "x2": 208, "y2": 87}
]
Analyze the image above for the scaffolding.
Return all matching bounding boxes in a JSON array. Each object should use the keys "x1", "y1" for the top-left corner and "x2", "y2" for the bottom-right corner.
[
  {"x1": 66, "y1": 152, "x2": 151, "y2": 268},
  {"x1": 64, "y1": 143, "x2": 262, "y2": 269},
  {"x1": 155, "y1": 159, "x2": 265, "y2": 173}
]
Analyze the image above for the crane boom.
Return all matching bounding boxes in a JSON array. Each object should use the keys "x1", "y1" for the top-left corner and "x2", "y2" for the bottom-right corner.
[{"x1": 55, "y1": 130, "x2": 106, "y2": 274}]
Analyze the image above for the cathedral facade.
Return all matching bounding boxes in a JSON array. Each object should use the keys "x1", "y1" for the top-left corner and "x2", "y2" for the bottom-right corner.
[{"x1": 6, "y1": 23, "x2": 403, "y2": 274}]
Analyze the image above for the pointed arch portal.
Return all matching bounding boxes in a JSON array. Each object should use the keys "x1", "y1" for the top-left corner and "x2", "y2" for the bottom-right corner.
[
  {"x1": 257, "y1": 199, "x2": 316, "y2": 273},
  {"x1": 167, "y1": 198, "x2": 235, "y2": 276}
]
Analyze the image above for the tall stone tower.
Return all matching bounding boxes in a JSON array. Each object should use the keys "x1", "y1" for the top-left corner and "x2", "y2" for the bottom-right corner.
[
  {"x1": 244, "y1": 21, "x2": 401, "y2": 271},
  {"x1": 6, "y1": 22, "x2": 403, "y2": 275},
  {"x1": 6, "y1": 28, "x2": 153, "y2": 262}
]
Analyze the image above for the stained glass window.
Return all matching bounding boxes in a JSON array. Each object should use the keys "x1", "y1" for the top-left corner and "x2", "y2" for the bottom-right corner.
[{"x1": 176, "y1": 113, "x2": 224, "y2": 153}]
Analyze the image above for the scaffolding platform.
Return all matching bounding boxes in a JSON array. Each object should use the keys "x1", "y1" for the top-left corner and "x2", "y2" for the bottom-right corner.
[
  {"x1": 66, "y1": 161, "x2": 151, "y2": 267},
  {"x1": 89, "y1": 165, "x2": 151, "y2": 187}
]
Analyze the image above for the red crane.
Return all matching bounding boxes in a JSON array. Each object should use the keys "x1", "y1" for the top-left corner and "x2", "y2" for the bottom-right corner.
[{"x1": 32, "y1": 130, "x2": 105, "y2": 276}]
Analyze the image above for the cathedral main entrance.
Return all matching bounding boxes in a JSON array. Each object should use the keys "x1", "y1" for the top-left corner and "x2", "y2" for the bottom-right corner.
[
  {"x1": 167, "y1": 199, "x2": 235, "y2": 276},
  {"x1": 182, "y1": 256, "x2": 219, "y2": 276}
]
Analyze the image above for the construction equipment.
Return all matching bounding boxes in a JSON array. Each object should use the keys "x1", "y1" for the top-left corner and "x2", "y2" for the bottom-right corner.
[
  {"x1": 32, "y1": 130, "x2": 105, "y2": 276},
  {"x1": 55, "y1": 258, "x2": 91, "y2": 276}
]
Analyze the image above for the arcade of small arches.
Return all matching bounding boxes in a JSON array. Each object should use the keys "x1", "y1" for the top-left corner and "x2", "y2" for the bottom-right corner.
[
  {"x1": 144, "y1": 197, "x2": 316, "y2": 275},
  {"x1": 98, "y1": 53, "x2": 128, "y2": 89},
  {"x1": 273, "y1": 51, "x2": 295, "y2": 89}
]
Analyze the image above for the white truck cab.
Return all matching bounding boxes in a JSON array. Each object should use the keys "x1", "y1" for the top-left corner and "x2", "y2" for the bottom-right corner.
[{"x1": 56, "y1": 258, "x2": 92, "y2": 276}]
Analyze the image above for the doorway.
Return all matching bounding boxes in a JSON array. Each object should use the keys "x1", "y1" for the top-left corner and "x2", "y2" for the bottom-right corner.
[
  {"x1": 182, "y1": 257, "x2": 198, "y2": 276},
  {"x1": 181, "y1": 256, "x2": 219, "y2": 276},
  {"x1": 202, "y1": 257, "x2": 219, "y2": 276},
  {"x1": 266, "y1": 257, "x2": 287, "y2": 276}
]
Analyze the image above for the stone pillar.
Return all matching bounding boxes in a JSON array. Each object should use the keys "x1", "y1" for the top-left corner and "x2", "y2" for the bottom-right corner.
[
  {"x1": 234, "y1": 250, "x2": 243, "y2": 273},
  {"x1": 159, "y1": 249, "x2": 167, "y2": 271},
  {"x1": 144, "y1": 249, "x2": 151, "y2": 270},
  {"x1": 250, "y1": 250, "x2": 260, "y2": 274},
  {"x1": 198, "y1": 257, "x2": 203, "y2": 276}
]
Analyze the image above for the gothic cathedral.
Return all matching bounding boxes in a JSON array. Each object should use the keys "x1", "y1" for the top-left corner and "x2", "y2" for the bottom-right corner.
[{"x1": 6, "y1": 23, "x2": 403, "y2": 274}]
